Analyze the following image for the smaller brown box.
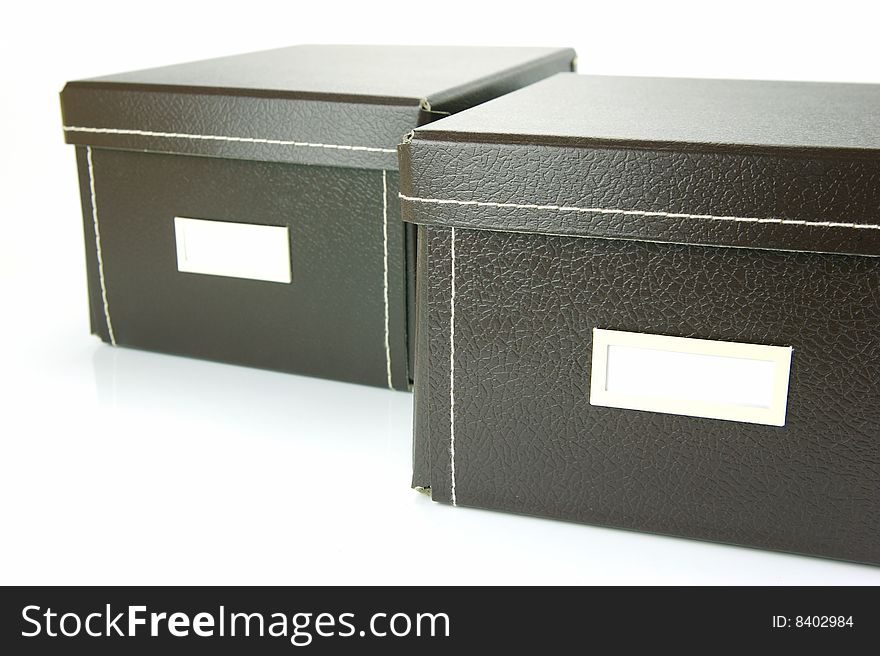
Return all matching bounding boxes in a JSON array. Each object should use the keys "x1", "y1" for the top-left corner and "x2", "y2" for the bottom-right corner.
[
  {"x1": 400, "y1": 73, "x2": 880, "y2": 564},
  {"x1": 60, "y1": 45, "x2": 575, "y2": 390}
]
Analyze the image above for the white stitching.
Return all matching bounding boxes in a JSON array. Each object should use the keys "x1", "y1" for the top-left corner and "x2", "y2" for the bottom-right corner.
[
  {"x1": 382, "y1": 171, "x2": 393, "y2": 390},
  {"x1": 418, "y1": 99, "x2": 451, "y2": 116},
  {"x1": 65, "y1": 126, "x2": 396, "y2": 154},
  {"x1": 449, "y1": 227, "x2": 457, "y2": 506},
  {"x1": 86, "y1": 147, "x2": 117, "y2": 346},
  {"x1": 399, "y1": 194, "x2": 880, "y2": 231}
]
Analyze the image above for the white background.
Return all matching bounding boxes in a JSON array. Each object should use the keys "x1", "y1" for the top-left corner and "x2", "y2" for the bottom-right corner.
[{"x1": 2, "y1": 0, "x2": 879, "y2": 585}]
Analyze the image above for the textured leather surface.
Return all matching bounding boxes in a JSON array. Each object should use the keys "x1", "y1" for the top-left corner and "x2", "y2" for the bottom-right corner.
[
  {"x1": 415, "y1": 226, "x2": 880, "y2": 564},
  {"x1": 399, "y1": 75, "x2": 880, "y2": 257},
  {"x1": 403, "y1": 74, "x2": 880, "y2": 563},
  {"x1": 411, "y1": 73, "x2": 880, "y2": 151},
  {"x1": 79, "y1": 147, "x2": 410, "y2": 390},
  {"x1": 400, "y1": 141, "x2": 880, "y2": 257},
  {"x1": 84, "y1": 45, "x2": 577, "y2": 107},
  {"x1": 412, "y1": 225, "x2": 432, "y2": 486},
  {"x1": 63, "y1": 91, "x2": 415, "y2": 170},
  {"x1": 75, "y1": 147, "x2": 106, "y2": 339},
  {"x1": 61, "y1": 46, "x2": 577, "y2": 171}
]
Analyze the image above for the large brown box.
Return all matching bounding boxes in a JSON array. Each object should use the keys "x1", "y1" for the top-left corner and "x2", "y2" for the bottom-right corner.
[{"x1": 400, "y1": 73, "x2": 880, "y2": 563}]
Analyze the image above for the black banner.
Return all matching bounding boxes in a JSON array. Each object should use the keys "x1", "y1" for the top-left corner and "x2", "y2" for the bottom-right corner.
[{"x1": 0, "y1": 586, "x2": 875, "y2": 653}]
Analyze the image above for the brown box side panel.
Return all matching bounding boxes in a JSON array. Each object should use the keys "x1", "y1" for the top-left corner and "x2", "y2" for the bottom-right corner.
[
  {"x1": 424, "y1": 226, "x2": 880, "y2": 564},
  {"x1": 78, "y1": 148, "x2": 409, "y2": 390}
]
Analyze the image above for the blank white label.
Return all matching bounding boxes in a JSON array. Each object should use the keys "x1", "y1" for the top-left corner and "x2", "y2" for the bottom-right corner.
[
  {"x1": 174, "y1": 216, "x2": 291, "y2": 283},
  {"x1": 590, "y1": 329, "x2": 793, "y2": 426}
]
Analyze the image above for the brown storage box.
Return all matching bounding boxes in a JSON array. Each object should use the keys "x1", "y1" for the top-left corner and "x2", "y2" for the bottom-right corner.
[
  {"x1": 61, "y1": 45, "x2": 575, "y2": 390},
  {"x1": 400, "y1": 74, "x2": 880, "y2": 564}
]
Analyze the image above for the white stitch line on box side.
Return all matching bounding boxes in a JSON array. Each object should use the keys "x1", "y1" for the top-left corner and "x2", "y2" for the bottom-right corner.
[
  {"x1": 398, "y1": 194, "x2": 880, "y2": 231},
  {"x1": 86, "y1": 147, "x2": 117, "y2": 346},
  {"x1": 64, "y1": 126, "x2": 396, "y2": 154},
  {"x1": 449, "y1": 227, "x2": 457, "y2": 506},
  {"x1": 382, "y1": 171, "x2": 393, "y2": 390}
]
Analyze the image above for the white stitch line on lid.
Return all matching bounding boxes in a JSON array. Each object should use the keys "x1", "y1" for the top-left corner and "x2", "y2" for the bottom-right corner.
[
  {"x1": 449, "y1": 227, "x2": 457, "y2": 506},
  {"x1": 64, "y1": 126, "x2": 396, "y2": 154},
  {"x1": 86, "y1": 147, "x2": 117, "y2": 346},
  {"x1": 382, "y1": 171, "x2": 393, "y2": 390},
  {"x1": 398, "y1": 194, "x2": 880, "y2": 231}
]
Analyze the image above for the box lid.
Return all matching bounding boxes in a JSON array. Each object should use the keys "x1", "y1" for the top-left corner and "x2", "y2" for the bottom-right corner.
[
  {"x1": 399, "y1": 73, "x2": 880, "y2": 256},
  {"x1": 61, "y1": 45, "x2": 575, "y2": 171}
]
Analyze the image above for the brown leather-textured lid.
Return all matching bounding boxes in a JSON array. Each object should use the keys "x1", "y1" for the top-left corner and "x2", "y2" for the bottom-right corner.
[
  {"x1": 399, "y1": 73, "x2": 880, "y2": 256},
  {"x1": 60, "y1": 45, "x2": 576, "y2": 170}
]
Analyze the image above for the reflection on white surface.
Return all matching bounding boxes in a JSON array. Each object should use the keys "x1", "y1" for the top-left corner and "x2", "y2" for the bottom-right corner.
[{"x1": 91, "y1": 346, "x2": 407, "y2": 453}]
